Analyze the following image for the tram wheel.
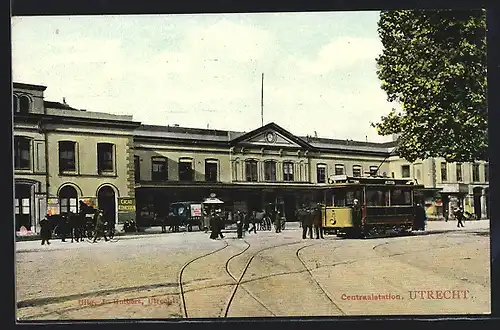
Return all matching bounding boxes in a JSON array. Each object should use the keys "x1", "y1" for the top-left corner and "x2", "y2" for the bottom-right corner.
[{"x1": 187, "y1": 225, "x2": 193, "y2": 232}]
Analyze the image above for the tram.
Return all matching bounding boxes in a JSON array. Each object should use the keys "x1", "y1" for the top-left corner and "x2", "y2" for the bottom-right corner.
[{"x1": 320, "y1": 174, "x2": 425, "y2": 238}]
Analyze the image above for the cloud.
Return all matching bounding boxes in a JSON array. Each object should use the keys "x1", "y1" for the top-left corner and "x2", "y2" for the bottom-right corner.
[{"x1": 293, "y1": 36, "x2": 383, "y2": 75}]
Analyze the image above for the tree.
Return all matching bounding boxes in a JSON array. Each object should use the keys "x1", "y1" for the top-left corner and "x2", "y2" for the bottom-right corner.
[{"x1": 373, "y1": 9, "x2": 487, "y2": 163}]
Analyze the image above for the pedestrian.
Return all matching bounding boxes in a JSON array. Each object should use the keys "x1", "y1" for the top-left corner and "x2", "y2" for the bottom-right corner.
[
  {"x1": 351, "y1": 199, "x2": 363, "y2": 236},
  {"x1": 202, "y1": 209, "x2": 210, "y2": 233},
  {"x1": 273, "y1": 209, "x2": 282, "y2": 233},
  {"x1": 209, "y1": 210, "x2": 217, "y2": 240},
  {"x1": 313, "y1": 203, "x2": 324, "y2": 239},
  {"x1": 413, "y1": 203, "x2": 426, "y2": 231},
  {"x1": 40, "y1": 214, "x2": 51, "y2": 245},
  {"x1": 92, "y1": 209, "x2": 109, "y2": 242},
  {"x1": 301, "y1": 206, "x2": 314, "y2": 239},
  {"x1": 158, "y1": 213, "x2": 167, "y2": 233},
  {"x1": 455, "y1": 207, "x2": 465, "y2": 228},
  {"x1": 216, "y1": 211, "x2": 225, "y2": 239},
  {"x1": 249, "y1": 211, "x2": 257, "y2": 234},
  {"x1": 236, "y1": 218, "x2": 244, "y2": 239}
]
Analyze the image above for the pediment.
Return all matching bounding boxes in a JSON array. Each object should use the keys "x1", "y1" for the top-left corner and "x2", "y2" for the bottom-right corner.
[
  {"x1": 230, "y1": 122, "x2": 313, "y2": 150},
  {"x1": 242, "y1": 130, "x2": 300, "y2": 148}
]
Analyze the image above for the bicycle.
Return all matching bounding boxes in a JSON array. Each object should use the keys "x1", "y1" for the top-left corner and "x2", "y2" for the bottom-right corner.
[{"x1": 86, "y1": 223, "x2": 120, "y2": 243}]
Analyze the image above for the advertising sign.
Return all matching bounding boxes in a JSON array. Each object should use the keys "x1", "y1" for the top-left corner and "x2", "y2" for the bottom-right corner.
[
  {"x1": 190, "y1": 204, "x2": 202, "y2": 217},
  {"x1": 118, "y1": 198, "x2": 136, "y2": 213},
  {"x1": 47, "y1": 198, "x2": 60, "y2": 216},
  {"x1": 79, "y1": 197, "x2": 97, "y2": 209}
]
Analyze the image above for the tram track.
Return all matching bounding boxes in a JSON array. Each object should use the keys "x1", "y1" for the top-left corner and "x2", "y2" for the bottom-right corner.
[
  {"x1": 295, "y1": 243, "x2": 346, "y2": 316},
  {"x1": 178, "y1": 240, "x2": 230, "y2": 318},
  {"x1": 222, "y1": 240, "x2": 307, "y2": 317},
  {"x1": 19, "y1": 231, "x2": 483, "y2": 320}
]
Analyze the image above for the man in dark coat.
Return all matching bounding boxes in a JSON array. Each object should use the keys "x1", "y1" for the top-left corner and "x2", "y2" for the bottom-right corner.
[
  {"x1": 209, "y1": 210, "x2": 218, "y2": 239},
  {"x1": 454, "y1": 207, "x2": 465, "y2": 228},
  {"x1": 40, "y1": 215, "x2": 51, "y2": 245},
  {"x1": 300, "y1": 206, "x2": 313, "y2": 239},
  {"x1": 313, "y1": 203, "x2": 324, "y2": 239},
  {"x1": 216, "y1": 211, "x2": 225, "y2": 239},
  {"x1": 248, "y1": 211, "x2": 257, "y2": 234},
  {"x1": 273, "y1": 209, "x2": 281, "y2": 233},
  {"x1": 351, "y1": 199, "x2": 363, "y2": 232},
  {"x1": 92, "y1": 209, "x2": 109, "y2": 242},
  {"x1": 413, "y1": 203, "x2": 426, "y2": 231}
]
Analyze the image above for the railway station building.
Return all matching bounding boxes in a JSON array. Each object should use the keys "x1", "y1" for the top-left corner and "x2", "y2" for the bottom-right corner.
[{"x1": 13, "y1": 82, "x2": 490, "y2": 233}]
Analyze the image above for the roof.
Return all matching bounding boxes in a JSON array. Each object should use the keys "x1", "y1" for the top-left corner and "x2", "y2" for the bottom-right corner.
[
  {"x1": 44, "y1": 101, "x2": 79, "y2": 111},
  {"x1": 135, "y1": 122, "x2": 396, "y2": 153},
  {"x1": 13, "y1": 82, "x2": 47, "y2": 91}
]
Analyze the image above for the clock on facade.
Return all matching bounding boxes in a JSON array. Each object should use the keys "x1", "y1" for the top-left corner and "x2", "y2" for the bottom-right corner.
[{"x1": 266, "y1": 132, "x2": 275, "y2": 143}]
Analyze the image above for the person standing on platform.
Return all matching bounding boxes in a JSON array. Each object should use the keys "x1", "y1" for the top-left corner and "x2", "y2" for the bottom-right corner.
[
  {"x1": 313, "y1": 203, "x2": 324, "y2": 239},
  {"x1": 40, "y1": 215, "x2": 51, "y2": 246}
]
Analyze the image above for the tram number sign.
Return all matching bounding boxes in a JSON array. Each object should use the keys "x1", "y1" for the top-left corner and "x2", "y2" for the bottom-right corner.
[{"x1": 118, "y1": 198, "x2": 136, "y2": 212}]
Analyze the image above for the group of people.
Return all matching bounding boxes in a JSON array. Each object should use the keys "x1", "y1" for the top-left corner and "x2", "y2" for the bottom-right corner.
[
  {"x1": 206, "y1": 208, "x2": 285, "y2": 240},
  {"x1": 296, "y1": 203, "x2": 326, "y2": 239},
  {"x1": 39, "y1": 201, "x2": 113, "y2": 245}
]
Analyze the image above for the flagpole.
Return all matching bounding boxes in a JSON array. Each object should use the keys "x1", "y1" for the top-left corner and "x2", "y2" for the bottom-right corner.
[{"x1": 261, "y1": 73, "x2": 264, "y2": 127}]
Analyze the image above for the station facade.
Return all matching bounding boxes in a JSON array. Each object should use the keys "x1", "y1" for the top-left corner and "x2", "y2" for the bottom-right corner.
[{"x1": 13, "y1": 82, "x2": 489, "y2": 233}]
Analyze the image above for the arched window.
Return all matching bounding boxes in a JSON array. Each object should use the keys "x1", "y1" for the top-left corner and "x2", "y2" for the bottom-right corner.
[
  {"x1": 19, "y1": 95, "x2": 31, "y2": 114},
  {"x1": 14, "y1": 136, "x2": 31, "y2": 170},
  {"x1": 12, "y1": 95, "x2": 19, "y2": 113},
  {"x1": 283, "y1": 161, "x2": 294, "y2": 182},
  {"x1": 245, "y1": 160, "x2": 258, "y2": 182},
  {"x1": 264, "y1": 160, "x2": 277, "y2": 181},
  {"x1": 59, "y1": 185, "x2": 78, "y2": 214}
]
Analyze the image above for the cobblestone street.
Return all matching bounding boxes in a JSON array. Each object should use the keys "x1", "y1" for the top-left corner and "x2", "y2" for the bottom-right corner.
[{"x1": 16, "y1": 221, "x2": 491, "y2": 320}]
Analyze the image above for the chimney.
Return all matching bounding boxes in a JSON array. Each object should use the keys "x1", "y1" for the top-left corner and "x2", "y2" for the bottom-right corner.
[
  {"x1": 63, "y1": 97, "x2": 67, "y2": 104},
  {"x1": 314, "y1": 131, "x2": 318, "y2": 138}
]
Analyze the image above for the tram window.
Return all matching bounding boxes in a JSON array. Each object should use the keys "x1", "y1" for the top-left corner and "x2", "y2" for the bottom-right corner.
[
  {"x1": 346, "y1": 190, "x2": 362, "y2": 206},
  {"x1": 366, "y1": 189, "x2": 389, "y2": 206},
  {"x1": 390, "y1": 188, "x2": 412, "y2": 205}
]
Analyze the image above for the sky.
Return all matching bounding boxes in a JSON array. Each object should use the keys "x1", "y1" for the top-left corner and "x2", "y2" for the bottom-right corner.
[{"x1": 11, "y1": 11, "x2": 400, "y2": 143}]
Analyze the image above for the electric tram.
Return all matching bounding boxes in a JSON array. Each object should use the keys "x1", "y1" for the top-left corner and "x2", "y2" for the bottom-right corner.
[{"x1": 320, "y1": 174, "x2": 425, "y2": 238}]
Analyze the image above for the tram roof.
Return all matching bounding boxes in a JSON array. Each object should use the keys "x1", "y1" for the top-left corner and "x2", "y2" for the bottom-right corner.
[{"x1": 327, "y1": 175, "x2": 423, "y2": 187}]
